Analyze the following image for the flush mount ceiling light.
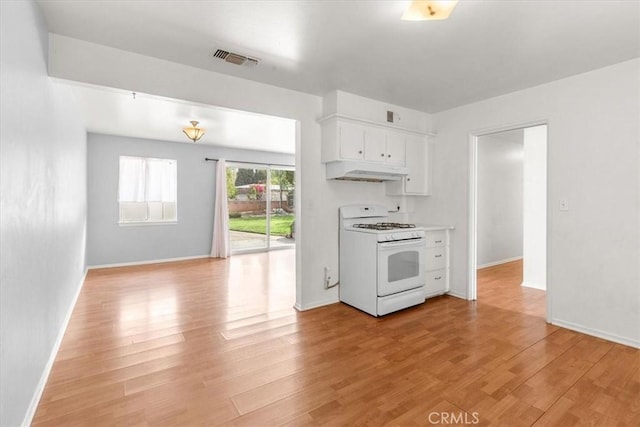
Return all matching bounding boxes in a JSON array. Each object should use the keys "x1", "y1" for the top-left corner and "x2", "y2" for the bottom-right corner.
[
  {"x1": 183, "y1": 120, "x2": 205, "y2": 143},
  {"x1": 401, "y1": 0, "x2": 459, "y2": 20}
]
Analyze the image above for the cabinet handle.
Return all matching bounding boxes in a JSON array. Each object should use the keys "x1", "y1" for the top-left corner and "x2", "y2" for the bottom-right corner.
[
  {"x1": 407, "y1": 178, "x2": 411, "y2": 181},
  {"x1": 388, "y1": 154, "x2": 391, "y2": 158},
  {"x1": 358, "y1": 150, "x2": 363, "y2": 154},
  {"x1": 380, "y1": 153, "x2": 385, "y2": 157},
  {"x1": 435, "y1": 254, "x2": 442, "y2": 258},
  {"x1": 434, "y1": 276, "x2": 442, "y2": 280},
  {"x1": 435, "y1": 240, "x2": 442, "y2": 243}
]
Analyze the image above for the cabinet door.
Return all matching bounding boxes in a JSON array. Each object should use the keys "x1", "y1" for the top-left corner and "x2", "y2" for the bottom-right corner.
[
  {"x1": 338, "y1": 122, "x2": 365, "y2": 160},
  {"x1": 424, "y1": 269, "x2": 448, "y2": 297},
  {"x1": 425, "y1": 247, "x2": 447, "y2": 270},
  {"x1": 363, "y1": 127, "x2": 387, "y2": 163},
  {"x1": 404, "y1": 136, "x2": 429, "y2": 194},
  {"x1": 385, "y1": 132, "x2": 406, "y2": 166}
]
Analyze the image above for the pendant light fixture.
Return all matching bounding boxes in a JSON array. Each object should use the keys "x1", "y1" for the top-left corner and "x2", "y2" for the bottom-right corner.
[
  {"x1": 402, "y1": 0, "x2": 459, "y2": 21},
  {"x1": 183, "y1": 120, "x2": 205, "y2": 143}
]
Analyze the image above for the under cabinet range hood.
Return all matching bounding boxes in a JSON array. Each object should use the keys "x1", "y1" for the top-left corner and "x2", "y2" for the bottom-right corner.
[{"x1": 325, "y1": 161, "x2": 409, "y2": 182}]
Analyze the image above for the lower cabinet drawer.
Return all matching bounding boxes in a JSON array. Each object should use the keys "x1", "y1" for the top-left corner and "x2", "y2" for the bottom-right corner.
[
  {"x1": 424, "y1": 269, "x2": 448, "y2": 297},
  {"x1": 425, "y1": 247, "x2": 447, "y2": 270},
  {"x1": 377, "y1": 287, "x2": 425, "y2": 316},
  {"x1": 424, "y1": 230, "x2": 447, "y2": 248}
]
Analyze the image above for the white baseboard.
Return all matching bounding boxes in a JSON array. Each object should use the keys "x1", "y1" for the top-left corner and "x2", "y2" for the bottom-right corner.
[
  {"x1": 521, "y1": 281, "x2": 546, "y2": 290},
  {"x1": 22, "y1": 268, "x2": 88, "y2": 427},
  {"x1": 477, "y1": 256, "x2": 523, "y2": 269},
  {"x1": 551, "y1": 318, "x2": 640, "y2": 349},
  {"x1": 294, "y1": 296, "x2": 340, "y2": 311},
  {"x1": 88, "y1": 254, "x2": 210, "y2": 269},
  {"x1": 445, "y1": 290, "x2": 469, "y2": 300}
]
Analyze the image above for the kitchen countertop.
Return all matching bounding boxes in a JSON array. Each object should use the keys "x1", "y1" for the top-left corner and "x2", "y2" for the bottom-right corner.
[{"x1": 417, "y1": 224, "x2": 455, "y2": 231}]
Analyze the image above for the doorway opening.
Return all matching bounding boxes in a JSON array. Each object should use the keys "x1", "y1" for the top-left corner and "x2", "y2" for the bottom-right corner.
[
  {"x1": 469, "y1": 123, "x2": 549, "y2": 320},
  {"x1": 227, "y1": 162, "x2": 295, "y2": 253}
]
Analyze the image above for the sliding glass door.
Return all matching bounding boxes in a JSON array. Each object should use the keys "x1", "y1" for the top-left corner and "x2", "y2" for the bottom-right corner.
[
  {"x1": 227, "y1": 163, "x2": 294, "y2": 253},
  {"x1": 269, "y1": 167, "x2": 295, "y2": 249}
]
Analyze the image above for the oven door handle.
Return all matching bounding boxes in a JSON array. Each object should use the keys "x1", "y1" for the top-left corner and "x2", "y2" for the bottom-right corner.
[{"x1": 378, "y1": 239, "x2": 424, "y2": 249}]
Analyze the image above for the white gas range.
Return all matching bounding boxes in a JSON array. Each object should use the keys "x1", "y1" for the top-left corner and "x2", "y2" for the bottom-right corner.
[{"x1": 339, "y1": 205, "x2": 426, "y2": 316}]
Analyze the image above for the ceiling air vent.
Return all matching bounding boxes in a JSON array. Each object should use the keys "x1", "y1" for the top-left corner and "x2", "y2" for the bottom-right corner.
[
  {"x1": 213, "y1": 49, "x2": 229, "y2": 60},
  {"x1": 211, "y1": 49, "x2": 260, "y2": 67}
]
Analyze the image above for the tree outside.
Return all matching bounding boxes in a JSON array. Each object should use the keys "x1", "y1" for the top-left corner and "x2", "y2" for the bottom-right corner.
[
  {"x1": 226, "y1": 168, "x2": 237, "y2": 200},
  {"x1": 235, "y1": 168, "x2": 266, "y2": 186},
  {"x1": 271, "y1": 169, "x2": 294, "y2": 210}
]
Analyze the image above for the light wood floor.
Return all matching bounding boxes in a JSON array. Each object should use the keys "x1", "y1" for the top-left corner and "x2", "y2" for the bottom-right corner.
[
  {"x1": 477, "y1": 260, "x2": 546, "y2": 319},
  {"x1": 33, "y1": 255, "x2": 639, "y2": 426}
]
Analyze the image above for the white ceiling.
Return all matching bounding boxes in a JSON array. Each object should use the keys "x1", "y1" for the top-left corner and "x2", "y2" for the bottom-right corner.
[
  {"x1": 37, "y1": 0, "x2": 640, "y2": 114},
  {"x1": 66, "y1": 82, "x2": 296, "y2": 153}
]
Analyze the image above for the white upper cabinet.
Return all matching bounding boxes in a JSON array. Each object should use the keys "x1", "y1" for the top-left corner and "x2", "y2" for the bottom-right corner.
[
  {"x1": 322, "y1": 118, "x2": 406, "y2": 167},
  {"x1": 384, "y1": 131, "x2": 406, "y2": 166},
  {"x1": 363, "y1": 127, "x2": 387, "y2": 163},
  {"x1": 386, "y1": 135, "x2": 431, "y2": 196},
  {"x1": 320, "y1": 91, "x2": 433, "y2": 191},
  {"x1": 337, "y1": 121, "x2": 365, "y2": 160}
]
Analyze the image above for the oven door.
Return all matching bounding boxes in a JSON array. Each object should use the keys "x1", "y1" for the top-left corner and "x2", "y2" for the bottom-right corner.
[{"x1": 377, "y1": 239, "x2": 425, "y2": 297}]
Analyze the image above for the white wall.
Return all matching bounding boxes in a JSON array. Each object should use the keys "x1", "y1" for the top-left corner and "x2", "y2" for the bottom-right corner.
[
  {"x1": 87, "y1": 133, "x2": 295, "y2": 266},
  {"x1": 477, "y1": 135, "x2": 523, "y2": 267},
  {"x1": 522, "y1": 125, "x2": 547, "y2": 290},
  {"x1": 418, "y1": 59, "x2": 640, "y2": 347},
  {"x1": 43, "y1": 23, "x2": 639, "y2": 349},
  {"x1": 323, "y1": 90, "x2": 431, "y2": 133},
  {"x1": 48, "y1": 34, "x2": 413, "y2": 311},
  {"x1": 0, "y1": 2, "x2": 88, "y2": 426}
]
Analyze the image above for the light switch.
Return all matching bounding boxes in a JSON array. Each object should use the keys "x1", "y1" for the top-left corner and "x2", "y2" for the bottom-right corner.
[{"x1": 559, "y1": 198, "x2": 569, "y2": 211}]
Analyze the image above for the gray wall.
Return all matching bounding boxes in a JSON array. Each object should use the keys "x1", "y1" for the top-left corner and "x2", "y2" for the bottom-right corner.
[
  {"x1": 477, "y1": 135, "x2": 524, "y2": 267},
  {"x1": 0, "y1": 2, "x2": 88, "y2": 426},
  {"x1": 87, "y1": 133, "x2": 294, "y2": 266}
]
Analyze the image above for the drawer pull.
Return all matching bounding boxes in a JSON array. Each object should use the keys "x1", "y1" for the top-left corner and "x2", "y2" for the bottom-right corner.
[
  {"x1": 358, "y1": 150, "x2": 363, "y2": 154},
  {"x1": 434, "y1": 276, "x2": 442, "y2": 280},
  {"x1": 435, "y1": 240, "x2": 442, "y2": 243},
  {"x1": 435, "y1": 254, "x2": 442, "y2": 258}
]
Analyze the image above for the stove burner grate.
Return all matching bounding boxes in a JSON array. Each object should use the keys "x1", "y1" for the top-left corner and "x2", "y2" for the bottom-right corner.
[
  {"x1": 378, "y1": 222, "x2": 416, "y2": 229},
  {"x1": 353, "y1": 222, "x2": 417, "y2": 231}
]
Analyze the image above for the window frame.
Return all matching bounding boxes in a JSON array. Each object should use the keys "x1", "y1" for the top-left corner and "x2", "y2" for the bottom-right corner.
[{"x1": 117, "y1": 155, "x2": 178, "y2": 225}]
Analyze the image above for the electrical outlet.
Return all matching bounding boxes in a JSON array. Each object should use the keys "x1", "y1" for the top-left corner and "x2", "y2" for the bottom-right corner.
[{"x1": 324, "y1": 266, "x2": 331, "y2": 288}]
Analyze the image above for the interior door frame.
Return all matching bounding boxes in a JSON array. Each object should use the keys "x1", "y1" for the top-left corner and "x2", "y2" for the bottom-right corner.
[{"x1": 468, "y1": 119, "x2": 551, "y2": 323}]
